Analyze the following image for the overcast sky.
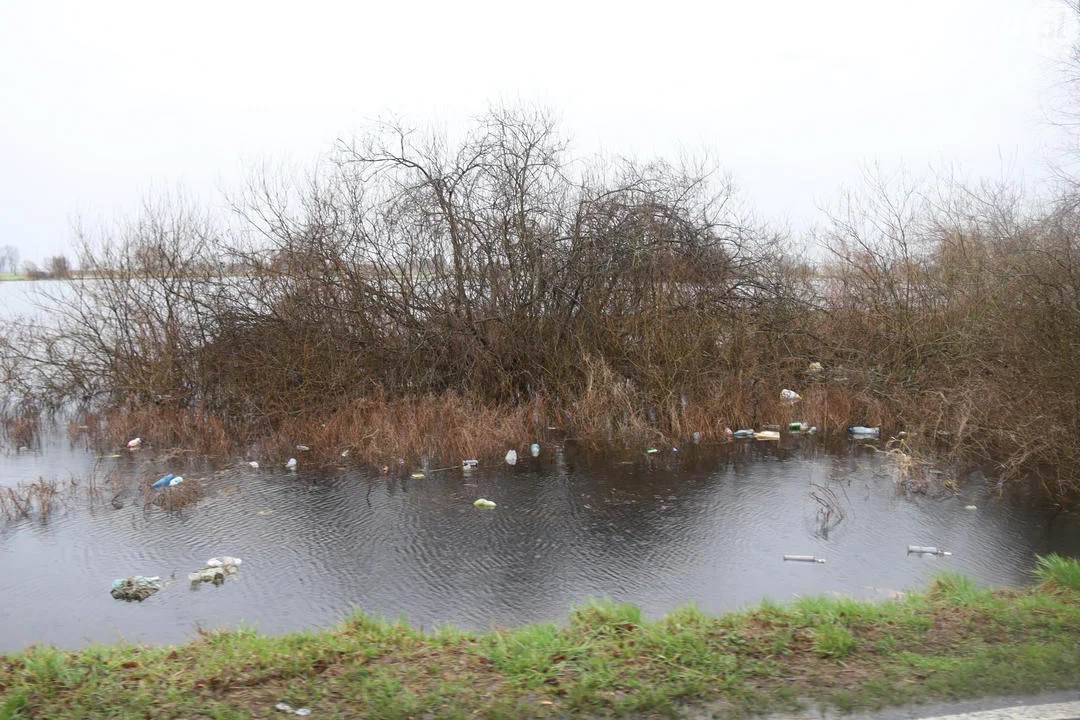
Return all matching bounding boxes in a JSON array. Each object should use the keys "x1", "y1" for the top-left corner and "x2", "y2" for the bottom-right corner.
[{"x1": 1, "y1": 0, "x2": 1077, "y2": 265}]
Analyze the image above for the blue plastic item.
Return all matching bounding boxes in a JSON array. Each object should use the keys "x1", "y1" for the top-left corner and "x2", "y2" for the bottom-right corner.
[{"x1": 152, "y1": 473, "x2": 175, "y2": 489}]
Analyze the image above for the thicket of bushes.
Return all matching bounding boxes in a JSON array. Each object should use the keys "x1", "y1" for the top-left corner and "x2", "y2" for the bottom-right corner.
[{"x1": 1, "y1": 109, "x2": 1078, "y2": 503}]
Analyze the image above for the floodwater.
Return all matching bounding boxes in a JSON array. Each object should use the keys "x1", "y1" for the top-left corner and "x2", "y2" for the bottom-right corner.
[
  {"x1": 1, "y1": 433, "x2": 1078, "y2": 653},
  {"x1": 1, "y1": 280, "x2": 1078, "y2": 653}
]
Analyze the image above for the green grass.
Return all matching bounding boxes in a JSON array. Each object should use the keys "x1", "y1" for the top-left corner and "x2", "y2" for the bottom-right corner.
[
  {"x1": 0, "y1": 556, "x2": 1078, "y2": 719},
  {"x1": 1035, "y1": 553, "x2": 1080, "y2": 591}
]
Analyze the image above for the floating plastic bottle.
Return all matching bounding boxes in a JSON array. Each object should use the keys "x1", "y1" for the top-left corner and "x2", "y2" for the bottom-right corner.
[
  {"x1": 168, "y1": 476, "x2": 183, "y2": 487},
  {"x1": 732, "y1": 429, "x2": 755, "y2": 438},
  {"x1": 907, "y1": 545, "x2": 952, "y2": 556},
  {"x1": 781, "y1": 389, "x2": 802, "y2": 403},
  {"x1": 784, "y1": 555, "x2": 826, "y2": 563},
  {"x1": 505, "y1": 449, "x2": 517, "y2": 465},
  {"x1": 848, "y1": 426, "x2": 881, "y2": 438},
  {"x1": 473, "y1": 498, "x2": 497, "y2": 508},
  {"x1": 530, "y1": 443, "x2": 540, "y2": 457},
  {"x1": 296, "y1": 445, "x2": 310, "y2": 452},
  {"x1": 754, "y1": 430, "x2": 780, "y2": 440},
  {"x1": 152, "y1": 473, "x2": 175, "y2": 489},
  {"x1": 247, "y1": 461, "x2": 259, "y2": 469},
  {"x1": 285, "y1": 458, "x2": 297, "y2": 470},
  {"x1": 462, "y1": 459, "x2": 478, "y2": 471},
  {"x1": 126, "y1": 437, "x2": 142, "y2": 450}
]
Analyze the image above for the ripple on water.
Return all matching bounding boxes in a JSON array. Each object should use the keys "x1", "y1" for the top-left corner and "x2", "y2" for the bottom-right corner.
[{"x1": 1, "y1": 442, "x2": 1078, "y2": 651}]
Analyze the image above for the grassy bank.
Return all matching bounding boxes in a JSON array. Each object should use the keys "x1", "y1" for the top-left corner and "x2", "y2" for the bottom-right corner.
[{"x1": 2, "y1": 555, "x2": 1078, "y2": 720}]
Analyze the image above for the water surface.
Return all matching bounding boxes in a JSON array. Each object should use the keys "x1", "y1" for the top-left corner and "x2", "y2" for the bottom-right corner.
[{"x1": 1, "y1": 435, "x2": 1076, "y2": 653}]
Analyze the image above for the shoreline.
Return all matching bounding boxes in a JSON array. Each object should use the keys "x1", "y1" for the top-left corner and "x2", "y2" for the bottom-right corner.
[{"x1": 2, "y1": 556, "x2": 1077, "y2": 719}]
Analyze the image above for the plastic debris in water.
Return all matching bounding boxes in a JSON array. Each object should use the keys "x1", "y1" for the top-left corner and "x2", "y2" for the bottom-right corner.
[
  {"x1": 285, "y1": 458, "x2": 297, "y2": 470},
  {"x1": 248, "y1": 461, "x2": 259, "y2": 469},
  {"x1": 808, "y1": 361, "x2": 824, "y2": 374},
  {"x1": 152, "y1": 473, "x2": 176, "y2": 489},
  {"x1": 296, "y1": 445, "x2": 310, "y2": 452},
  {"x1": 530, "y1": 443, "x2": 540, "y2": 457},
  {"x1": 206, "y1": 557, "x2": 242, "y2": 568},
  {"x1": 110, "y1": 575, "x2": 162, "y2": 601},
  {"x1": 907, "y1": 545, "x2": 952, "y2": 556},
  {"x1": 646, "y1": 448, "x2": 659, "y2": 454},
  {"x1": 754, "y1": 431, "x2": 780, "y2": 440},
  {"x1": 341, "y1": 448, "x2": 350, "y2": 458},
  {"x1": 505, "y1": 449, "x2": 518, "y2": 465},
  {"x1": 732, "y1": 429, "x2": 755, "y2": 438},
  {"x1": 848, "y1": 426, "x2": 881, "y2": 438},
  {"x1": 780, "y1": 388, "x2": 801, "y2": 403},
  {"x1": 965, "y1": 504, "x2": 977, "y2": 510},
  {"x1": 473, "y1": 498, "x2": 497, "y2": 508},
  {"x1": 410, "y1": 472, "x2": 425, "y2": 479},
  {"x1": 462, "y1": 459, "x2": 478, "y2": 471},
  {"x1": 693, "y1": 431, "x2": 703, "y2": 444},
  {"x1": 126, "y1": 437, "x2": 142, "y2": 450},
  {"x1": 168, "y1": 476, "x2": 184, "y2": 487},
  {"x1": 783, "y1": 555, "x2": 826, "y2": 564}
]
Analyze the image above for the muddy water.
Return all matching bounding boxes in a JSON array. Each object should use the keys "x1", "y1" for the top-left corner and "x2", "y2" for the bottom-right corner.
[{"x1": 1, "y1": 432, "x2": 1077, "y2": 653}]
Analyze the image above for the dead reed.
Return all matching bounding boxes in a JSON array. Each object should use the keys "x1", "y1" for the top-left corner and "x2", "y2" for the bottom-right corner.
[
  {"x1": 0, "y1": 110, "x2": 1077, "y2": 504},
  {"x1": 0, "y1": 478, "x2": 61, "y2": 520}
]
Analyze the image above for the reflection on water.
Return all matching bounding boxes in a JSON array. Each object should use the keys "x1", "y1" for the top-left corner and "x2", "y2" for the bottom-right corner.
[{"x1": 1, "y1": 435, "x2": 1077, "y2": 652}]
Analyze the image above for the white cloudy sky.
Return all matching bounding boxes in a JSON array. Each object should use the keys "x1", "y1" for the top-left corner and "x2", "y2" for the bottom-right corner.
[{"x1": 0, "y1": 0, "x2": 1077, "y2": 264}]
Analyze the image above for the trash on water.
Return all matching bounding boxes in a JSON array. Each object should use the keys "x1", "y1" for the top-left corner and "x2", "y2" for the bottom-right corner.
[
  {"x1": 781, "y1": 389, "x2": 801, "y2": 403},
  {"x1": 167, "y1": 476, "x2": 184, "y2": 487},
  {"x1": 783, "y1": 555, "x2": 826, "y2": 564},
  {"x1": 258, "y1": 509, "x2": 274, "y2": 516},
  {"x1": 646, "y1": 448, "x2": 659, "y2": 454},
  {"x1": 462, "y1": 459, "x2": 479, "y2": 471},
  {"x1": 808, "y1": 362, "x2": 824, "y2": 374},
  {"x1": 110, "y1": 575, "x2": 162, "y2": 601},
  {"x1": 152, "y1": 473, "x2": 176, "y2": 489},
  {"x1": 275, "y1": 702, "x2": 311, "y2": 715},
  {"x1": 341, "y1": 448, "x2": 350, "y2": 458},
  {"x1": 907, "y1": 545, "x2": 952, "y2": 556},
  {"x1": 248, "y1": 461, "x2": 260, "y2": 469},
  {"x1": 732, "y1": 429, "x2": 755, "y2": 438},
  {"x1": 530, "y1": 443, "x2": 540, "y2": 457},
  {"x1": 126, "y1": 437, "x2": 142, "y2": 450},
  {"x1": 296, "y1": 445, "x2": 310, "y2": 452},
  {"x1": 505, "y1": 449, "x2": 518, "y2": 465},
  {"x1": 473, "y1": 498, "x2": 497, "y2": 508},
  {"x1": 693, "y1": 431, "x2": 703, "y2": 444},
  {"x1": 848, "y1": 426, "x2": 881, "y2": 438},
  {"x1": 788, "y1": 422, "x2": 815, "y2": 433},
  {"x1": 285, "y1": 458, "x2": 298, "y2": 470},
  {"x1": 965, "y1": 504, "x2": 978, "y2": 510},
  {"x1": 189, "y1": 560, "x2": 241, "y2": 585},
  {"x1": 754, "y1": 431, "x2": 781, "y2": 440},
  {"x1": 410, "y1": 472, "x2": 426, "y2": 479},
  {"x1": 206, "y1": 556, "x2": 242, "y2": 568}
]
